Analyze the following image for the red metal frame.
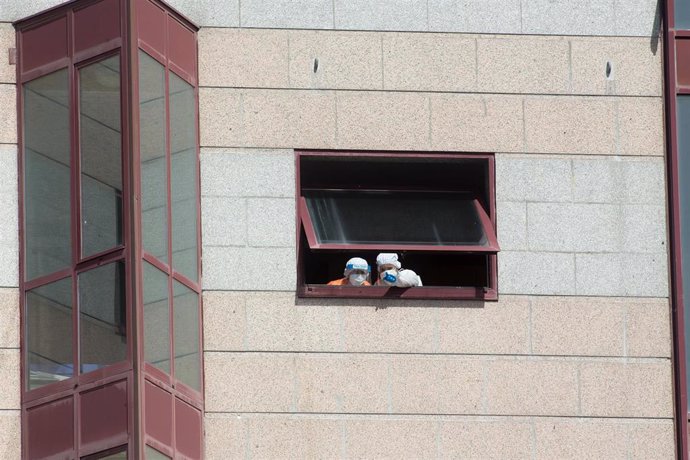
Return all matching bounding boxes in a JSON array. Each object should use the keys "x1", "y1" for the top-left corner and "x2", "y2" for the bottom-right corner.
[
  {"x1": 664, "y1": 0, "x2": 690, "y2": 457},
  {"x1": 15, "y1": 0, "x2": 202, "y2": 458},
  {"x1": 296, "y1": 150, "x2": 499, "y2": 301}
]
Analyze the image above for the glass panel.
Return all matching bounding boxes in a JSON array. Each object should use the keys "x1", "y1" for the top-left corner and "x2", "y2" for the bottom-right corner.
[
  {"x1": 170, "y1": 72, "x2": 198, "y2": 282},
  {"x1": 679, "y1": 96, "x2": 690, "y2": 402},
  {"x1": 677, "y1": 0, "x2": 690, "y2": 29},
  {"x1": 304, "y1": 190, "x2": 488, "y2": 246},
  {"x1": 79, "y1": 262, "x2": 126, "y2": 372},
  {"x1": 80, "y1": 54, "x2": 122, "y2": 257},
  {"x1": 139, "y1": 51, "x2": 168, "y2": 263},
  {"x1": 145, "y1": 446, "x2": 170, "y2": 460},
  {"x1": 26, "y1": 277, "x2": 73, "y2": 390},
  {"x1": 24, "y1": 69, "x2": 71, "y2": 280},
  {"x1": 173, "y1": 281, "x2": 200, "y2": 391},
  {"x1": 143, "y1": 262, "x2": 169, "y2": 373},
  {"x1": 82, "y1": 448, "x2": 127, "y2": 460}
]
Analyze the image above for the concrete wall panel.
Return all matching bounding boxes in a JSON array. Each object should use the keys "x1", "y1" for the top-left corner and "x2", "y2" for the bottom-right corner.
[
  {"x1": 333, "y1": 0, "x2": 427, "y2": 31},
  {"x1": 0, "y1": 25, "x2": 14, "y2": 85},
  {"x1": 0, "y1": 350, "x2": 18, "y2": 410},
  {"x1": 0, "y1": 289, "x2": 18, "y2": 349},
  {"x1": 240, "y1": 0, "x2": 333, "y2": 29},
  {"x1": 0, "y1": 411, "x2": 20, "y2": 460}
]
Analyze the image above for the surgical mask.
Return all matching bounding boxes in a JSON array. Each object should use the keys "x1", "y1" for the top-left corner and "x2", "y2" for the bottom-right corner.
[
  {"x1": 380, "y1": 269, "x2": 398, "y2": 286},
  {"x1": 349, "y1": 273, "x2": 367, "y2": 286}
]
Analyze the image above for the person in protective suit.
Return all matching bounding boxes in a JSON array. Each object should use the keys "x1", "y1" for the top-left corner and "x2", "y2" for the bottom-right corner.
[
  {"x1": 327, "y1": 257, "x2": 372, "y2": 286},
  {"x1": 375, "y1": 253, "x2": 422, "y2": 287}
]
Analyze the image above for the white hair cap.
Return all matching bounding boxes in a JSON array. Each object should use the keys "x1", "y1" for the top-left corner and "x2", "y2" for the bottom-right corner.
[
  {"x1": 376, "y1": 253, "x2": 401, "y2": 269},
  {"x1": 344, "y1": 257, "x2": 370, "y2": 276}
]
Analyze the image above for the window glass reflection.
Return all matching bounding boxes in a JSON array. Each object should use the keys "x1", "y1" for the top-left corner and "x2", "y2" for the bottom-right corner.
[
  {"x1": 145, "y1": 446, "x2": 171, "y2": 459},
  {"x1": 24, "y1": 69, "x2": 71, "y2": 281},
  {"x1": 139, "y1": 51, "x2": 168, "y2": 263},
  {"x1": 173, "y1": 281, "x2": 199, "y2": 391},
  {"x1": 80, "y1": 54, "x2": 122, "y2": 257},
  {"x1": 677, "y1": 0, "x2": 690, "y2": 29},
  {"x1": 26, "y1": 277, "x2": 73, "y2": 390},
  {"x1": 143, "y1": 262, "x2": 169, "y2": 373},
  {"x1": 79, "y1": 261, "x2": 126, "y2": 372},
  {"x1": 170, "y1": 72, "x2": 198, "y2": 282},
  {"x1": 678, "y1": 95, "x2": 690, "y2": 402}
]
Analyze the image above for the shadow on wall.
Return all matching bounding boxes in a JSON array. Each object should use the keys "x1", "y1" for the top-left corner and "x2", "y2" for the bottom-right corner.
[{"x1": 651, "y1": 0, "x2": 662, "y2": 54}]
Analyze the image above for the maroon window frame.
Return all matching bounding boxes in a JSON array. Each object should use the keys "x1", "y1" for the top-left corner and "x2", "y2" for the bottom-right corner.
[
  {"x1": 15, "y1": 0, "x2": 202, "y2": 458},
  {"x1": 296, "y1": 150, "x2": 499, "y2": 301},
  {"x1": 664, "y1": 0, "x2": 690, "y2": 457}
]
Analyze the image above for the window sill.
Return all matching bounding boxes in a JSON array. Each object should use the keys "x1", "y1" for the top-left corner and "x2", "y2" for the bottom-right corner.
[{"x1": 299, "y1": 284, "x2": 498, "y2": 301}]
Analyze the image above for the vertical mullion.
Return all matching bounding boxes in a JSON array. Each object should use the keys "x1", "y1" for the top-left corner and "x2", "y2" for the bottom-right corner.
[{"x1": 164, "y1": 16, "x2": 175, "y2": 387}]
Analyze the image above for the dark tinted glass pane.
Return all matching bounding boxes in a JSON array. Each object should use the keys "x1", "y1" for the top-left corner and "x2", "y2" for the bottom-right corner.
[
  {"x1": 173, "y1": 281, "x2": 199, "y2": 391},
  {"x1": 139, "y1": 51, "x2": 168, "y2": 263},
  {"x1": 678, "y1": 0, "x2": 690, "y2": 29},
  {"x1": 304, "y1": 190, "x2": 488, "y2": 246},
  {"x1": 79, "y1": 262, "x2": 126, "y2": 372},
  {"x1": 80, "y1": 54, "x2": 122, "y2": 257},
  {"x1": 678, "y1": 96, "x2": 690, "y2": 401},
  {"x1": 24, "y1": 69, "x2": 71, "y2": 280},
  {"x1": 143, "y1": 262, "x2": 169, "y2": 373},
  {"x1": 170, "y1": 73, "x2": 198, "y2": 282},
  {"x1": 26, "y1": 277, "x2": 72, "y2": 390}
]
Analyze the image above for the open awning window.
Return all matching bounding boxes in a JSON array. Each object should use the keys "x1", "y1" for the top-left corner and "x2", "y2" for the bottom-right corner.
[{"x1": 300, "y1": 189, "x2": 499, "y2": 252}]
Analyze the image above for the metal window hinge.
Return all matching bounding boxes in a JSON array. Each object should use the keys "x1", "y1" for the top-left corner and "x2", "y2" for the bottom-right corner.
[{"x1": 8, "y1": 48, "x2": 16, "y2": 66}]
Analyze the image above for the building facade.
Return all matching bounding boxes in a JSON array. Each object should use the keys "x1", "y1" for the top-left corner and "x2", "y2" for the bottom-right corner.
[{"x1": 0, "y1": 0, "x2": 681, "y2": 458}]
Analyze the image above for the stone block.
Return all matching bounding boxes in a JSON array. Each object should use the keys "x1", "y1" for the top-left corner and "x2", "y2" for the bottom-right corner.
[
  {"x1": 614, "y1": 0, "x2": 661, "y2": 37},
  {"x1": 524, "y1": 96, "x2": 616, "y2": 155},
  {"x1": 572, "y1": 156, "x2": 665, "y2": 205},
  {"x1": 527, "y1": 202, "x2": 621, "y2": 253},
  {"x1": 243, "y1": 89, "x2": 337, "y2": 149},
  {"x1": 477, "y1": 36, "x2": 569, "y2": 94},
  {"x1": 199, "y1": 88, "x2": 243, "y2": 147},
  {"x1": 201, "y1": 196, "x2": 246, "y2": 247},
  {"x1": 382, "y1": 33, "x2": 475, "y2": 92},
  {"x1": 204, "y1": 352, "x2": 296, "y2": 412},
  {"x1": 289, "y1": 31, "x2": 382, "y2": 90},
  {"x1": 622, "y1": 205, "x2": 666, "y2": 254},
  {"x1": 204, "y1": 414, "x2": 245, "y2": 459},
  {"x1": 337, "y1": 91, "x2": 429, "y2": 151},
  {"x1": 570, "y1": 38, "x2": 662, "y2": 97},
  {"x1": 499, "y1": 251, "x2": 576, "y2": 296},
  {"x1": 534, "y1": 419, "x2": 628, "y2": 459},
  {"x1": 0, "y1": 85, "x2": 16, "y2": 144},
  {"x1": 0, "y1": 350, "x2": 18, "y2": 409},
  {"x1": 166, "y1": 0, "x2": 239, "y2": 27},
  {"x1": 522, "y1": 0, "x2": 615, "y2": 36},
  {"x1": 0, "y1": 245, "x2": 17, "y2": 288},
  {"x1": 440, "y1": 419, "x2": 533, "y2": 458},
  {"x1": 244, "y1": 293, "x2": 342, "y2": 352},
  {"x1": 346, "y1": 419, "x2": 437, "y2": 458},
  {"x1": 430, "y1": 94, "x2": 523, "y2": 152},
  {"x1": 579, "y1": 361, "x2": 673, "y2": 417},
  {"x1": 531, "y1": 297, "x2": 625, "y2": 357},
  {"x1": 200, "y1": 148, "x2": 294, "y2": 198},
  {"x1": 437, "y1": 296, "x2": 530, "y2": 355},
  {"x1": 202, "y1": 246, "x2": 296, "y2": 291},
  {"x1": 341, "y1": 303, "x2": 436, "y2": 353},
  {"x1": 333, "y1": 0, "x2": 426, "y2": 31},
  {"x1": 0, "y1": 0, "x2": 63, "y2": 22},
  {"x1": 295, "y1": 355, "x2": 389, "y2": 413},
  {"x1": 626, "y1": 299, "x2": 671, "y2": 358},
  {"x1": 198, "y1": 29, "x2": 288, "y2": 88},
  {"x1": 240, "y1": 0, "x2": 334, "y2": 29},
  {"x1": 0, "y1": 289, "x2": 18, "y2": 349},
  {"x1": 496, "y1": 201, "x2": 527, "y2": 251},
  {"x1": 247, "y1": 416, "x2": 343, "y2": 458},
  {"x1": 495, "y1": 155, "x2": 572, "y2": 203},
  {"x1": 575, "y1": 253, "x2": 668, "y2": 297},
  {"x1": 428, "y1": 0, "x2": 521, "y2": 34},
  {"x1": 628, "y1": 421, "x2": 676, "y2": 459},
  {"x1": 0, "y1": 410, "x2": 20, "y2": 460},
  {"x1": 247, "y1": 198, "x2": 295, "y2": 247},
  {"x1": 202, "y1": 291, "x2": 246, "y2": 351},
  {"x1": 389, "y1": 356, "x2": 484, "y2": 414},
  {"x1": 0, "y1": 25, "x2": 14, "y2": 84},
  {"x1": 618, "y1": 97, "x2": 664, "y2": 156},
  {"x1": 486, "y1": 358, "x2": 579, "y2": 416}
]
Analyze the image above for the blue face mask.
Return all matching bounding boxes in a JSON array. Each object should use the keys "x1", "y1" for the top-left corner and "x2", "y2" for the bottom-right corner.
[{"x1": 381, "y1": 269, "x2": 398, "y2": 285}]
